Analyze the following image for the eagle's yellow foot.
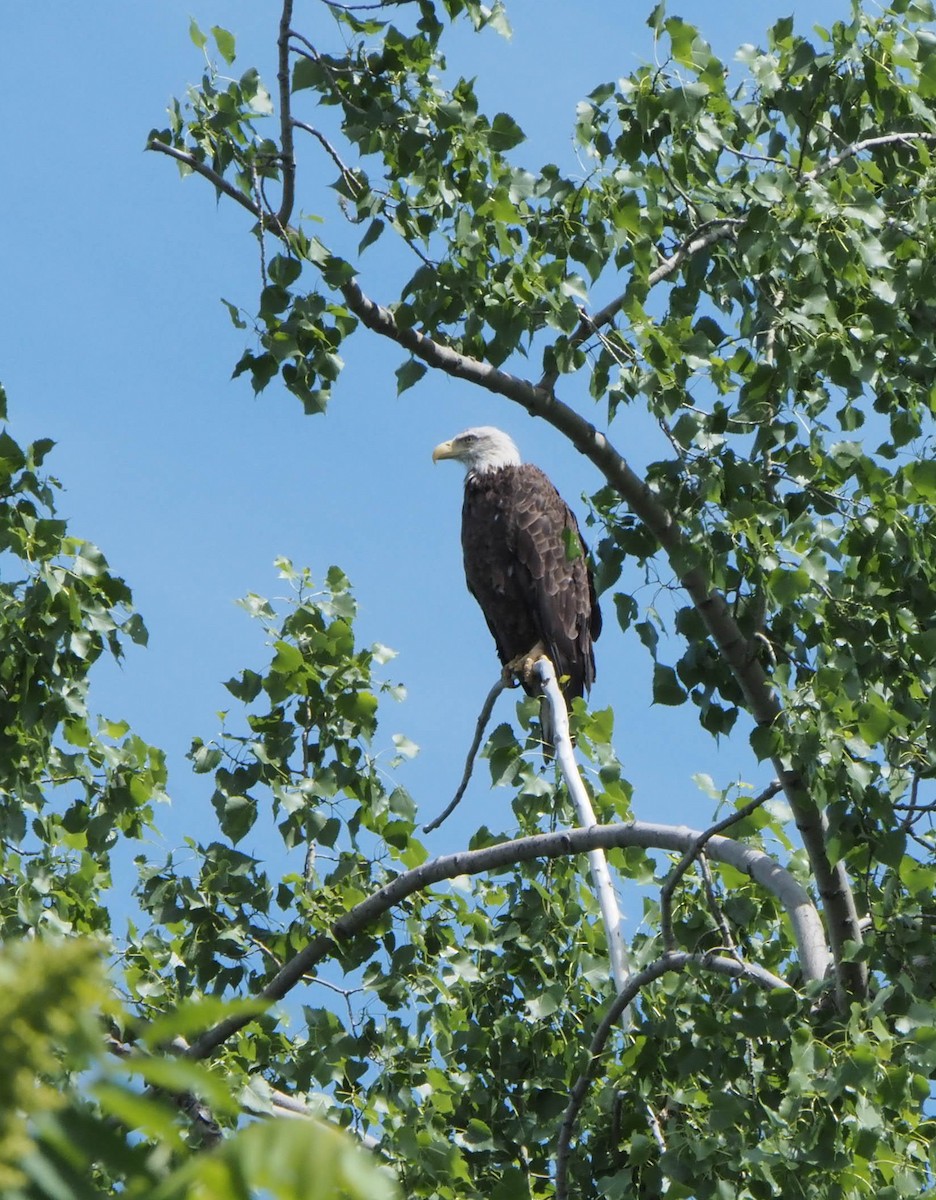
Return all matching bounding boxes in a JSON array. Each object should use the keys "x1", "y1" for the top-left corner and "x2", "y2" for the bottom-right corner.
[{"x1": 505, "y1": 642, "x2": 548, "y2": 691}]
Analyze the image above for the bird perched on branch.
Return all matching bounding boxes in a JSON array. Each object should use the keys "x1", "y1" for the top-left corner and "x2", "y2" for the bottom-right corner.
[{"x1": 433, "y1": 426, "x2": 601, "y2": 751}]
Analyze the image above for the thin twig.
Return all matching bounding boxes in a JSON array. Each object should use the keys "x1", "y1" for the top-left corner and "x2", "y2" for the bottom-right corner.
[
  {"x1": 148, "y1": 140, "x2": 264, "y2": 220},
  {"x1": 292, "y1": 118, "x2": 360, "y2": 192},
  {"x1": 699, "y1": 855, "x2": 738, "y2": 957},
  {"x1": 659, "y1": 780, "x2": 782, "y2": 951},
  {"x1": 899, "y1": 771, "x2": 924, "y2": 832},
  {"x1": 537, "y1": 218, "x2": 745, "y2": 393},
  {"x1": 422, "y1": 676, "x2": 508, "y2": 833}
]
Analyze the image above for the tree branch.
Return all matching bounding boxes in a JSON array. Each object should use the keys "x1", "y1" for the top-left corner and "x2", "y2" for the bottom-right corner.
[
  {"x1": 147, "y1": 140, "x2": 265, "y2": 223},
  {"x1": 554, "y1": 950, "x2": 790, "y2": 1200},
  {"x1": 537, "y1": 217, "x2": 746, "y2": 393},
  {"x1": 659, "y1": 780, "x2": 783, "y2": 951},
  {"x1": 422, "y1": 674, "x2": 508, "y2": 833},
  {"x1": 275, "y1": 0, "x2": 296, "y2": 229},
  {"x1": 186, "y1": 819, "x2": 827, "y2": 1059},
  {"x1": 804, "y1": 130, "x2": 936, "y2": 181},
  {"x1": 292, "y1": 119, "x2": 360, "y2": 193},
  {"x1": 537, "y1": 657, "x2": 632, "y2": 1018},
  {"x1": 538, "y1": 130, "x2": 936, "y2": 394}
]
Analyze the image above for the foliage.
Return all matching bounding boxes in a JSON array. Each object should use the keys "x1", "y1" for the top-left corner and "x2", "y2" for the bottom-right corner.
[
  {"x1": 7, "y1": 0, "x2": 936, "y2": 1197},
  {"x1": 0, "y1": 937, "x2": 398, "y2": 1200}
]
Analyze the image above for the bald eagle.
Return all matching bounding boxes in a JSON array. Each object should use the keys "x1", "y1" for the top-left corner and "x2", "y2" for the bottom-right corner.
[{"x1": 433, "y1": 426, "x2": 601, "y2": 746}]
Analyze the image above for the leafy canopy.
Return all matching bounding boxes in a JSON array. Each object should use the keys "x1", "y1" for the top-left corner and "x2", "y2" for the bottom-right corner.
[{"x1": 8, "y1": 1, "x2": 936, "y2": 1197}]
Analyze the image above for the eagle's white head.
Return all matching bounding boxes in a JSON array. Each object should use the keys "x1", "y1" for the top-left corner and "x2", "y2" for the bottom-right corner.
[{"x1": 432, "y1": 426, "x2": 522, "y2": 476}]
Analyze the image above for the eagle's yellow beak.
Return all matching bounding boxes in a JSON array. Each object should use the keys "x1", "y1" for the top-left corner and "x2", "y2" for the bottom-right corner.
[{"x1": 432, "y1": 438, "x2": 456, "y2": 463}]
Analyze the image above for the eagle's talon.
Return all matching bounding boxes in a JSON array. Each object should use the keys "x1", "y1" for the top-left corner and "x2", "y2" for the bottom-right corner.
[
  {"x1": 503, "y1": 643, "x2": 548, "y2": 691},
  {"x1": 501, "y1": 664, "x2": 521, "y2": 689}
]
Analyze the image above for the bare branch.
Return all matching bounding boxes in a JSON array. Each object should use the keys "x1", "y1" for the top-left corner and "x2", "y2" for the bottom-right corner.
[
  {"x1": 803, "y1": 130, "x2": 936, "y2": 181},
  {"x1": 147, "y1": 140, "x2": 264, "y2": 222},
  {"x1": 422, "y1": 675, "x2": 508, "y2": 833},
  {"x1": 554, "y1": 950, "x2": 790, "y2": 1200},
  {"x1": 186, "y1": 818, "x2": 826, "y2": 1059},
  {"x1": 660, "y1": 780, "x2": 783, "y2": 951},
  {"x1": 276, "y1": 0, "x2": 296, "y2": 229},
  {"x1": 292, "y1": 118, "x2": 360, "y2": 192},
  {"x1": 537, "y1": 657, "x2": 632, "y2": 1016}
]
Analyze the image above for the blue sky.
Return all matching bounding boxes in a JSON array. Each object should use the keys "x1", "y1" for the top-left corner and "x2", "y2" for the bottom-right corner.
[{"x1": 2, "y1": 2, "x2": 854, "y2": 880}]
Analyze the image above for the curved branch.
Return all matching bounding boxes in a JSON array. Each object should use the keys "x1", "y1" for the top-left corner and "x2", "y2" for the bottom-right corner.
[
  {"x1": 422, "y1": 674, "x2": 508, "y2": 833},
  {"x1": 554, "y1": 950, "x2": 790, "y2": 1200},
  {"x1": 186, "y1": 819, "x2": 826, "y2": 1059},
  {"x1": 659, "y1": 780, "x2": 783, "y2": 951}
]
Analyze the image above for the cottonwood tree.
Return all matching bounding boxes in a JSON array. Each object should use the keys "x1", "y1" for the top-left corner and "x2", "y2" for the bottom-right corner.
[{"x1": 5, "y1": 2, "x2": 936, "y2": 1196}]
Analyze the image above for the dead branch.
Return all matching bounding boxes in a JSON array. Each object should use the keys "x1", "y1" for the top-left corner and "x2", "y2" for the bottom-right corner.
[
  {"x1": 537, "y1": 657, "x2": 632, "y2": 1017},
  {"x1": 422, "y1": 674, "x2": 508, "y2": 833}
]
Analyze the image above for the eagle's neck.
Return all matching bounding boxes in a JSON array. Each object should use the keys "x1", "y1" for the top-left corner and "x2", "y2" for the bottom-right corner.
[{"x1": 466, "y1": 450, "x2": 522, "y2": 481}]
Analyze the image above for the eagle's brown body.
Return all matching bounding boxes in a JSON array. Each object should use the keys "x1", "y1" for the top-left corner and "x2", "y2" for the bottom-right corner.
[
  {"x1": 461, "y1": 461, "x2": 600, "y2": 704},
  {"x1": 433, "y1": 428, "x2": 601, "y2": 731}
]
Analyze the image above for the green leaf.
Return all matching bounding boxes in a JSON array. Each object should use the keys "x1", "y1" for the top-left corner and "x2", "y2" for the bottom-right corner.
[
  {"x1": 188, "y1": 18, "x2": 207, "y2": 50},
  {"x1": 292, "y1": 56, "x2": 325, "y2": 93},
  {"x1": 905, "y1": 459, "x2": 936, "y2": 501},
  {"x1": 358, "y1": 219, "x2": 385, "y2": 254},
  {"x1": 766, "y1": 567, "x2": 811, "y2": 607},
  {"x1": 395, "y1": 358, "x2": 426, "y2": 395},
  {"x1": 652, "y1": 664, "x2": 687, "y2": 706},
  {"x1": 152, "y1": 1114, "x2": 401, "y2": 1200},
  {"x1": 211, "y1": 25, "x2": 236, "y2": 64},
  {"x1": 488, "y1": 112, "x2": 525, "y2": 152}
]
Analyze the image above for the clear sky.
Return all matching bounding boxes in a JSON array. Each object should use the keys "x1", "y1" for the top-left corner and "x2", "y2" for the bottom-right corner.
[{"x1": 1, "y1": 2, "x2": 855, "y2": 880}]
